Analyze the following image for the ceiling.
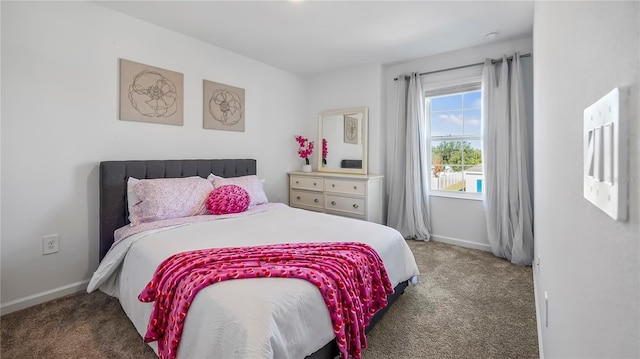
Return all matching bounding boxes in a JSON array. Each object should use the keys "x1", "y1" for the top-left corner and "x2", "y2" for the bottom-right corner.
[{"x1": 96, "y1": 1, "x2": 534, "y2": 76}]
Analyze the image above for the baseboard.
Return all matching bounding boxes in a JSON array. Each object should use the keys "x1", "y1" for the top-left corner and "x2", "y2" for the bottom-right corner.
[
  {"x1": 532, "y1": 261, "x2": 544, "y2": 359},
  {"x1": 430, "y1": 234, "x2": 492, "y2": 252},
  {"x1": 1, "y1": 279, "x2": 90, "y2": 316}
]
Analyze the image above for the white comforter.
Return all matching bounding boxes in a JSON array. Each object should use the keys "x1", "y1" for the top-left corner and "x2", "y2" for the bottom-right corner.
[{"x1": 87, "y1": 204, "x2": 420, "y2": 359}]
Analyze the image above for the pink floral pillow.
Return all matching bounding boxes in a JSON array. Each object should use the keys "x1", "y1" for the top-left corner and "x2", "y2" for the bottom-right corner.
[
  {"x1": 206, "y1": 185, "x2": 250, "y2": 215},
  {"x1": 210, "y1": 175, "x2": 268, "y2": 208},
  {"x1": 130, "y1": 177, "x2": 213, "y2": 226}
]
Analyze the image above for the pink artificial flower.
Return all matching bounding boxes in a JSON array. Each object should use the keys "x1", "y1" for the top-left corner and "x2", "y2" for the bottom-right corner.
[
  {"x1": 295, "y1": 135, "x2": 314, "y2": 165},
  {"x1": 322, "y1": 138, "x2": 328, "y2": 165}
]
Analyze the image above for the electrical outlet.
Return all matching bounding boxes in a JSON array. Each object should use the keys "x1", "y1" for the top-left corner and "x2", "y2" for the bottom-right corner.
[{"x1": 43, "y1": 234, "x2": 59, "y2": 255}]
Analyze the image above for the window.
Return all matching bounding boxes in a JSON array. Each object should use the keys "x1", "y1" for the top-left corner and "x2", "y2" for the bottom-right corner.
[{"x1": 425, "y1": 82, "x2": 483, "y2": 195}]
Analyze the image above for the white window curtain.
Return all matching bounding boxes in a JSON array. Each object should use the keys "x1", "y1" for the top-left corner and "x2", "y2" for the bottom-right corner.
[
  {"x1": 387, "y1": 73, "x2": 432, "y2": 240},
  {"x1": 482, "y1": 53, "x2": 534, "y2": 265}
]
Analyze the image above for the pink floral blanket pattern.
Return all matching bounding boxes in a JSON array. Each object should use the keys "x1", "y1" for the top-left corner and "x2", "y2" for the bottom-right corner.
[{"x1": 138, "y1": 242, "x2": 393, "y2": 359}]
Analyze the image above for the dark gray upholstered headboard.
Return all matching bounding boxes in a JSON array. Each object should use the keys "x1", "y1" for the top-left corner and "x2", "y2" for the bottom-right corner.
[{"x1": 99, "y1": 159, "x2": 257, "y2": 261}]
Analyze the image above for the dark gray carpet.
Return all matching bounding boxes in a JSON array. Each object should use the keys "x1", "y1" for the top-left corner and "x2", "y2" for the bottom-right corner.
[{"x1": 1, "y1": 240, "x2": 538, "y2": 358}]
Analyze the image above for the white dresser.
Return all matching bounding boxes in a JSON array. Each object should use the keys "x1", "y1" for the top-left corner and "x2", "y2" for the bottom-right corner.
[{"x1": 288, "y1": 171, "x2": 384, "y2": 223}]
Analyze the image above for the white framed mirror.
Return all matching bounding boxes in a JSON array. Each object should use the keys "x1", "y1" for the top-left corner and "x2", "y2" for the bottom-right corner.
[{"x1": 318, "y1": 107, "x2": 368, "y2": 175}]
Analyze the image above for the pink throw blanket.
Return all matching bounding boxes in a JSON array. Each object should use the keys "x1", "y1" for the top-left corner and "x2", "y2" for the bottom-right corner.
[{"x1": 138, "y1": 242, "x2": 393, "y2": 359}]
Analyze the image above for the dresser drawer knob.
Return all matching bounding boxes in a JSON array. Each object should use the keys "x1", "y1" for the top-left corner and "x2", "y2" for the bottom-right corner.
[
  {"x1": 332, "y1": 184, "x2": 335, "y2": 187},
  {"x1": 314, "y1": 198, "x2": 319, "y2": 203},
  {"x1": 353, "y1": 186, "x2": 357, "y2": 190},
  {"x1": 296, "y1": 196, "x2": 301, "y2": 200},
  {"x1": 331, "y1": 201, "x2": 336, "y2": 206},
  {"x1": 295, "y1": 181, "x2": 299, "y2": 184},
  {"x1": 313, "y1": 182, "x2": 317, "y2": 186},
  {"x1": 353, "y1": 204, "x2": 359, "y2": 209}
]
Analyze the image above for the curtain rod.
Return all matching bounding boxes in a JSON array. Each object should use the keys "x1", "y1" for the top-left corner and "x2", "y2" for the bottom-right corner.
[{"x1": 393, "y1": 52, "x2": 532, "y2": 81}]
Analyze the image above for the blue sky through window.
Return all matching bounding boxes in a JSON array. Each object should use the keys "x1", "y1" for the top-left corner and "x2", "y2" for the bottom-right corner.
[{"x1": 430, "y1": 90, "x2": 481, "y2": 143}]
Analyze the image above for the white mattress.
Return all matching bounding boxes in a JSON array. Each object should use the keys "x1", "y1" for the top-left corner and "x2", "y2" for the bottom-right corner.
[{"x1": 88, "y1": 204, "x2": 420, "y2": 358}]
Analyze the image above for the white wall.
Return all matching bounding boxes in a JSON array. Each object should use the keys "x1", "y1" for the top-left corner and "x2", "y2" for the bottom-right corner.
[
  {"x1": 384, "y1": 37, "x2": 534, "y2": 250},
  {"x1": 534, "y1": 2, "x2": 639, "y2": 357},
  {"x1": 307, "y1": 64, "x2": 384, "y2": 174},
  {"x1": 0, "y1": 2, "x2": 308, "y2": 312}
]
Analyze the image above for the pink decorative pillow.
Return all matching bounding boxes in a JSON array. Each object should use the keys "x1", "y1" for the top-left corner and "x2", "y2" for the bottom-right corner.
[
  {"x1": 210, "y1": 175, "x2": 268, "y2": 208},
  {"x1": 206, "y1": 185, "x2": 250, "y2": 215},
  {"x1": 130, "y1": 177, "x2": 213, "y2": 226}
]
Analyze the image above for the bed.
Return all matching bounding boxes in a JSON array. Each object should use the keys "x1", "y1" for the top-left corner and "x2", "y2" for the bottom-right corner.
[{"x1": 88, "y1": 159, "x2": 419, "y2": 359}]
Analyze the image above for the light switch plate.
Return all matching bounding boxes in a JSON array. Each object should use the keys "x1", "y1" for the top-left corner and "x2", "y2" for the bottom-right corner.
[{"x1": 583, "y1": 88, "x2": 628, "y2": 221}]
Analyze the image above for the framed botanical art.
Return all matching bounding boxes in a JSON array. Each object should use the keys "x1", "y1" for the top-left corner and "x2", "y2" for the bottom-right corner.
[
  {"x1": 119, "y1": 59, "x2": 183, "y2": 125},
  {"x1": 203, "y1": 80, "x2": 245, "y2": 132},
  {"x1": 344, "y1": 114, "x2": 359, "y2": 144}
]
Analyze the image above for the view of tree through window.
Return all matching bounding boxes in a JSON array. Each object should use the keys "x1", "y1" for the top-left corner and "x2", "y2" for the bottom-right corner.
[{"x1": 427, "y1": 89, "x2": 483, "y2": 193}]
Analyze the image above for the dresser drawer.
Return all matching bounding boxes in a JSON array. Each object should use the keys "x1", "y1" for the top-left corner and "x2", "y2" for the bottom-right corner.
[
  {"x1": 290, "y1": 189, "x2": 324, "y2": 209},
  {"x1": 325, "y1": 195, "x2": 366, "y2": 216},
  {"x1": 290, "y1": 175, "x2": 324, "y2": 191},
  {"x1": 324, "y1": 178, "x2": 366, "y2": 196},
  {"x1": 288, "y1": 171, "x2": 383, "y2": 223}
]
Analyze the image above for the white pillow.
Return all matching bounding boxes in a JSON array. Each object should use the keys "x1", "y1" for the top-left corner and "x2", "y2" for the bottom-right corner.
[
  {"x1": 210, "y1": 175, "x2": 268, "y2": 207},
  {"x1": 129, "y1": 176, "x2": 213, "y2": 226},
  {"x1": 207, "y1": 173, "x2": 223, "y2": 182},
  {"x1": 127, "y1": 177, "x2": 140, "y2": 223},
  {"x1": 208, "y1": 173, "x2": 265, "y2": 185}
]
